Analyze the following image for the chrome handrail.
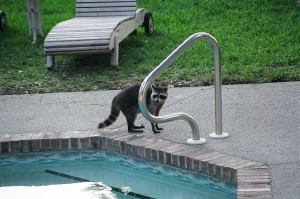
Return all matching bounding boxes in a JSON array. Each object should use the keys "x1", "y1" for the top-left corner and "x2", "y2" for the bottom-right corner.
[{"x1": 138, "y1": 32, "x2": 228, "y2": 144}]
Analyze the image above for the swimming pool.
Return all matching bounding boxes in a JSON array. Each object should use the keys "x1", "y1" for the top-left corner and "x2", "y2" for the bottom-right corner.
[{"x1": 0, "y1": 150, "x2": 236, "y2": 199}]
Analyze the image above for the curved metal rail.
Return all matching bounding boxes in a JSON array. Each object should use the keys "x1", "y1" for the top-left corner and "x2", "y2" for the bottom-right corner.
[{"x1": 138, "y1": 32, "x2": 229, "y2": 144}]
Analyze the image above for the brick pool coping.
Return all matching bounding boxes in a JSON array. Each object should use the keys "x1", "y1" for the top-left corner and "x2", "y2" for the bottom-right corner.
[{"x1": 0, "y1": 129, "x2": 272, "y2": 199}]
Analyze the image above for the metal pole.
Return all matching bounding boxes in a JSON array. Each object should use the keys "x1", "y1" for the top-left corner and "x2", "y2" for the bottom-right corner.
[
  {"x1": 27, "y1": 0, "x2": 43, "y2": 43},
  {"x1": 27, "y1": 0, "x2": 33, "y2": 36},
  {"x1": 209, "y1": 41, "x2": 229, "y2": 138},
  {"x1": 138, "y1": 32, "x2": 229, "y2": 144}
]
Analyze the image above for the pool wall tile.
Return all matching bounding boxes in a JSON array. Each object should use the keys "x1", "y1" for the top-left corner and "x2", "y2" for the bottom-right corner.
[
  {"x1": 30, "y1": 139, "x2": 41, "y2": 152},
  {"x1": 90, "y1": 136, "x2": 101, "y2": 149},
  {"x1": 50, "y1": 139, "x2": 61, "y2": 151},
  {"x1": 125, "y1": 143, "x2": 133, "y2": 156},
  {"x1": 200, "y1": 161, "x2": 208, "y2": 174},
  {"x1": 230, "y1": 168, "x2": 237, "y2": 183},
  {"x1": 165, "y1": 152, "x2": 171, "y2": 165},
  {"x1": 123, "y1": 143, "x2": 134, "y2": 156},
  {"x1": 100, "y1": 137, "x2": 107, "y2": 149},
  {"x1": 106, "y1": 138, "x2": 113, "y2": 151},
  {"x1": 149, "y1": 141, "x2": 174, "y2": 164},
  {"x1": 215, "y1": 165, "x2": 222, "y2": 179},
  {"x1": 119, "y1": 141, "x2": 126, "y2": 154},
  {"x1": 41, "y1": 139, "x2": 51, "y2": 151},
  {"x1": 193, "y1": 159, "x2": 200, "y2": 172},
  {"x1": 158, "y1": 150, "x2": 165, "y2": 164},
  {"x1": 174, "y1": 147, "x2": 201, "y2": 169},
  {"x1": 222, "y1": 167, "x2": 231, "y2": 182},
  {"x1": 112, "y1": 140, "x2": 120, "y2": 153},
  {"x1": 178, "y1": 155, "x2": 185, "y2": 168},
  {"x1": 60, "y1": 138, "x2": 69, "y2": 150},
  {"x1": 186, "y1": 157, "x2": 193, "y2": 170},
  {"x1": 10, "y1": 141, "x2": 20, "y2": 153},
  {"x1": 208, "y1": 163, "x2": 215, "y2": 176},
  {"x1": 171, "y1": 154, "x2": 179, "y2": 167},
  {"x1": 0, "y1": 130, "x2": 273, "y2": 199},
  {"x1": 80, "y1": 138, "x2": 90, "y2": 150},
  {"x1": 145, "y1": 148, "x2": 152, "y2": 160},
  {"x1": 131, "y1": 144, "x2": 139, "y2": 157},
  {"x1": 151, "y1": 149, "x2": 158, "y2": 162},
  {"x1": 71, "y1": 138, "x2": 79, "y2": 150},
  {"x1": 135, "y1": 145, "x2": 145, "y2": 159},
  {"x1": 121, "y1": 142, "x2": 129, "y2": 155},
  {"x1": 21, "y1": 140, "x2": 30, "y2": 153}
]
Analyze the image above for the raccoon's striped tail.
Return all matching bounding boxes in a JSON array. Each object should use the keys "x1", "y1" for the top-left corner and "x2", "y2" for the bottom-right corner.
[{"x1": 98, "y1": 99, "x2": 120, "y2": 128}]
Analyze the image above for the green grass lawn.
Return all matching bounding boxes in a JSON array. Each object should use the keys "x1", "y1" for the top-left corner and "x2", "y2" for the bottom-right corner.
[{"x1": 0, "y1": 0, "x2": 299, "y2": 94}]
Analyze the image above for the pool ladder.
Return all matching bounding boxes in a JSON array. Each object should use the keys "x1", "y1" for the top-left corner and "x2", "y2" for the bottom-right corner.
[{"x1": 138, "y1": 32, "x2": 229, "y2": 145}]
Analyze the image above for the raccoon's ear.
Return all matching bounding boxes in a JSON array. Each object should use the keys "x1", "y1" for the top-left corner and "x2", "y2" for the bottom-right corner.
[
  {"x1": 151, "y1": 84, "x2": 157, "y2": 90},
  {"x1": 161, "y1": 84, "x2": 168, "y2": 92}
]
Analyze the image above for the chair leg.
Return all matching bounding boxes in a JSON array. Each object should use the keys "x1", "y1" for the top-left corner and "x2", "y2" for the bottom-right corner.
[
  {"x1": 111, "y1": 36, "x2": 119, "y2": 66},
  {"x1": 47, "y1": 55, "x2": 54, "y2": 70}
]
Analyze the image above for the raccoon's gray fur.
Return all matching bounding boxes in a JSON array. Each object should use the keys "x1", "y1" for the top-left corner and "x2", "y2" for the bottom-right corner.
[{"x1": 98, "y1": 84, "x2": 168, "y2": 133}]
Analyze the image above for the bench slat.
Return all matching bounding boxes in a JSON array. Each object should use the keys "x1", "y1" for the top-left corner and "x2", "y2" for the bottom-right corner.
[
  {"x1": 45, "y1": 40, "x2": 108, "y2": 48},
  {"x1": 46, "y1": 49, "x2": 110, "y2": 55},
  {"x1": 45, "y1": 45, "x2": 109, "y2": 52},
  {"x1": 46, "y1": 37, "x2": 110, "y2": 42},
  {"x1": 77, "y1": 0, "x2": 135, "y2": 2},
  {"x1": 76, "y1": 7, "x2": 136, "y2": 12},
  {"x1": 76, "y1": 0, "x2": 136, "y2": 17},
  {"x1": 76, "y1": 2, "x2": 136, "y2": 7},
  {"x1": 76, "y1": 11, "x2": 135, "y2": 17},
  {"x1": 46, "y1": 31, "x2": 111, "y2": 35}
]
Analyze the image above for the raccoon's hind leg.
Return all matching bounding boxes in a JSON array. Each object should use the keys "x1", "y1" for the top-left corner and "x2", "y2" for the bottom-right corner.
[
  {"x1": 128, "y1": 123, "x2": 143, "y2": 133},
  {"x1": 124, "y1": 111, "x2": 143, "y2": 133},
  {"x1": 133, "y1": 124, "x2": 145, "y2": 129}
]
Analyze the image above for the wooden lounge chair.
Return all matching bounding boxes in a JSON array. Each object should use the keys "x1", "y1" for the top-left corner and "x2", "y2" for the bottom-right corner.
[{"x1": 44, "y1": 0, "x2": 153, "y2": 69}]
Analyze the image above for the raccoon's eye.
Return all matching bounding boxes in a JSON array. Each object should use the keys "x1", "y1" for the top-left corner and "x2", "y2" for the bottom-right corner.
[
  {"x1": 159, "y1": 95, "x2": 167, "y2": 100},
  {"x1": 152, "y1": 94, "x2": 158, "y2": 99}
]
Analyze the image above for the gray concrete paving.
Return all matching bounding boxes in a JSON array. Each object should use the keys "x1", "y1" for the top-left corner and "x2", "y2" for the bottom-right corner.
[{"x1": 0, "y1": 82, "x2": 299, "y2": 199}]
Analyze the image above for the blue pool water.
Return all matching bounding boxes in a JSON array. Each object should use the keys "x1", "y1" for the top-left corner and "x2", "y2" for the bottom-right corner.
[{"x1": 0, "y1": 151, "x2": 236, "y2": 199}]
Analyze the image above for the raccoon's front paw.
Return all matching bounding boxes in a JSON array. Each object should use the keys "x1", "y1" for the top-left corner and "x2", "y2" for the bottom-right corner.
[{"x1": 153, "y1": 130, "x2": 160, "y2": 134}]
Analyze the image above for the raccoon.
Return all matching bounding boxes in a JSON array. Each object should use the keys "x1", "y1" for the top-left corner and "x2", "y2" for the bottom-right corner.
[{"x1": 98, "y1": 84, "x2": 168, "y2": 133}]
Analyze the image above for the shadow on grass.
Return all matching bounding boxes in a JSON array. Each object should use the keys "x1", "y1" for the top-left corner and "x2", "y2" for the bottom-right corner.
[
  {"x1": 52, "y1": 54, "x2": 116, "y2": 76},
  {"x1": 50, "y1": 31, "x2": 161, "y2": 77}
]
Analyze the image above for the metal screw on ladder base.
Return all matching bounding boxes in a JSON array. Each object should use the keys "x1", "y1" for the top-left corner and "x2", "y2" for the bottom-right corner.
[
  {"x1": 209, "y1": 132, "x2": 229, "y2": 139},
  {"x1": 186, "y1": 138, "x2": 206, "y2": 145}
]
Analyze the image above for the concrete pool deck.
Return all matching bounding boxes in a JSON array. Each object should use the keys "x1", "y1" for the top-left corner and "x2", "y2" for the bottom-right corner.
[{"x1": 0, "y1": 81, "x2": 299, "y2": 199}]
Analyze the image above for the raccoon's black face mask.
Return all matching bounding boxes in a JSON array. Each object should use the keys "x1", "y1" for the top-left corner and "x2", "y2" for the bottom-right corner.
[{"x1": 151, "y1": 84, "x2": 168, "y2": 103}]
